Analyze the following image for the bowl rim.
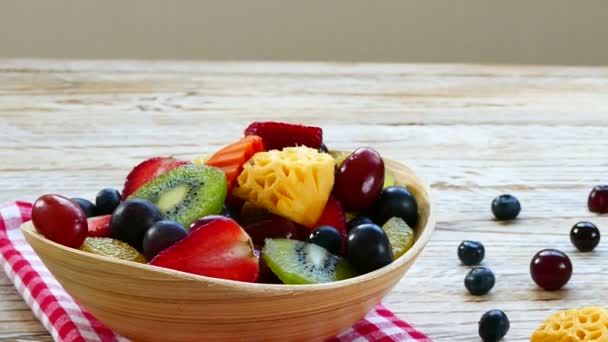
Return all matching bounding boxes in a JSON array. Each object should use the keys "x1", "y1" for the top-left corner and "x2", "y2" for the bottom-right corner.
[{"x1": 21, "y1": 153, "x2": 435, "y2": 292}]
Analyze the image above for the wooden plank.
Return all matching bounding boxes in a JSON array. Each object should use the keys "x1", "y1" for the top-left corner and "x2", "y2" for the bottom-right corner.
[{"x1": 1, "y1": 60, "x2": 608, "y2": 341}]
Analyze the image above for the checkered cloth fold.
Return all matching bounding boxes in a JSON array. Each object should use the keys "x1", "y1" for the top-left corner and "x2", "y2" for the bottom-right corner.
[{"x1": 0, "y1": 201, "x2": 431, "y2": 342}]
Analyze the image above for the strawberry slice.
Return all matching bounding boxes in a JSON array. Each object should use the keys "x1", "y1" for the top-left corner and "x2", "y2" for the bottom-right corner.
[
  {"x1": 121, "y1": 157, "x2": 189, "y2": 200},
  {"x1": 310, "y1": 196, "x2": 347, "y2": 252},
  {"x1": 150, "y1": 216, "x2": 259, "y2": 282},
  {"x1": 205, "y1": 135, "x2": 265, "y2": 190},
  {"x1": 244, "y1": 121, "x2": 323, "y2": 151},
  {"x1": 87, "y1": 215, "x2": 111, "y2": 237}
]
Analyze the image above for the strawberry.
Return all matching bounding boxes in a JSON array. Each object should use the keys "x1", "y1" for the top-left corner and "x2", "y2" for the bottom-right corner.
[
  {"x1": 150, "y1": 216, "x2": 259, "y2": 282},
  {"x1": 244, "y1": 121, "x2": 323, "y2": 151},
  {"x1": 205, "y1": 135, "x2": 265, "y2": 190},
  {"x1": 87, "y1": 215, "x2": 111, "y2": 237},
  {"x1": 310, "y1": 196, "x2": 347, "y2": 252},
  {"x1": 121, "y1": 157, "x2": 189, "y2": 200}
]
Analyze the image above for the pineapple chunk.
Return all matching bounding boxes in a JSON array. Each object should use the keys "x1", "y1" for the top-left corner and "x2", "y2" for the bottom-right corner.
[{"x1": 233, "y1": 147, "x2": 335, "y2": 227}]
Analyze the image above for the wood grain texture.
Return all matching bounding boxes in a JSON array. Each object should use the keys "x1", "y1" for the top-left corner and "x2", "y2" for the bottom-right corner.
[{"x1": 1, "y1": 60, "x2": 608, "y2": 341}]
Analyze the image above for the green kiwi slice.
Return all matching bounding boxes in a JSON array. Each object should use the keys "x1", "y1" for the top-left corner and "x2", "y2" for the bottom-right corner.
[
  {"x1": 129, "y1": 165, "x2": 227, "y2": 228},
  {"x1": 262, "y1": 239, "x2": 357, "y2": 284}
]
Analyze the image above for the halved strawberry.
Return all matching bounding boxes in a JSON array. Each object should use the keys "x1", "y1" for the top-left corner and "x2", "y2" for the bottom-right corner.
[
  {"x1": 150, "y1": 216, "x2": 259, "y2": 282},
  {"x1": 205, "y1": 135, "x2": 265, "y2": 190},
  {"x1": 310, "y1": 196, "x2": 347, "y2": 252},
  {"x1": 87, "y1": 215, "x2": 111, "y2": 237},
  {"x1": 121, "y1": 157, "x2": 189, "y2": 200},
  {"x1": 244, "y1": 121, "x2": 323, "y2": 150}
]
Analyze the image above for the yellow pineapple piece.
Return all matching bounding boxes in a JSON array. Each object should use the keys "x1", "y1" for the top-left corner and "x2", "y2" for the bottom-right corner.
[
  {"x1": 531, "y1": 307, "x2": 608, "y2": 342},
  {"x1": 233, "y1": 147, "x2": 335, "y2": 227}
]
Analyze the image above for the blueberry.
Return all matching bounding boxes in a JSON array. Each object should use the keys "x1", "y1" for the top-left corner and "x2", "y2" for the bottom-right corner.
[
  {"x1": 465, "y1": 267, "x2": 495, "y2": 296},
  {"x1": 479, "y1": 310, "x2": 509, "y2": 342},
  {"x1": 347, "y1": 223, "x2": 393, "y2": 274},
  {"x1": 347, "y1": 216, "x2": 374, "y2": 233},
  {"x1": 491, "y1": 194, "x2": 520, "y2": 220},
  {"x1": 96, "y1": 188, "x2": 121, "y2": 215},
  {"x1": 370, "y1": 186, "x2": 418, "y2": 228},
  {"x1": 143, "y1": 220, "x2": 188, "y2": 260},
  {"x1": 458, "y1": 240, "x2": 485, "y2": 265},
  {"x1": 307, "y1": 225, "x2": 342, "y2": 255},
  {"x1": 110, "y1": 199, "x2": 163, "y2": 251},
  {"x1": 71, "y1": 198, "x2": 97, "y2": 218},
  {"x1": 220, "y1": 204, "x2": 240, "y2": 222},
  {"x1": 319, "y1": 143, "x2": 329, "y2": 154},
  {"x1": 570, "y1": 221, "x2": 600, "y2": 252}
]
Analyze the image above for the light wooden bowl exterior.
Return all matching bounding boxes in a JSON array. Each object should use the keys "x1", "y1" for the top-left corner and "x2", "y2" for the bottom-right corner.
[{"x1": 21, "y1": 155, "x2": 435, "y2": 342}]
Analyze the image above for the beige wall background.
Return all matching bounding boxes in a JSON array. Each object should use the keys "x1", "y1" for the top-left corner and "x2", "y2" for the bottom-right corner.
[{"x1": 1, "y1": 0, "x2": 607, "y2": 65}]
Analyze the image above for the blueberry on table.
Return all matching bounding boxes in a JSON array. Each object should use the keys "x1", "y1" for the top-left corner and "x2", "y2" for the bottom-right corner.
[
  {"x1": 479, "y1": 310, "x2": 509, "y2": 342},
  {"x1": 96, "y1": 188, "x2": 121, "y2": 215},
  {"x1": 570, "y1": 221, "x2": 600, "y2": 252},
  {"x1": 346, "y1": 223, "x2": 393, "y2": 274},
  {"x1": 530, "y1": 249, "x2": 572, "y2": 291},
  {"x1": 370, "y1": 186, "x2": 419, "y2": 228},
  {"x1": 465, "y1": 267, "x2": 495, "y2": 296},
  {"x1": 143, "y1": 220, "x2": 188, "y2": 260},
  {"x1": 491, "y1": 194, "x2": 521, "y2": 220},
  {"x1": 307, "y1": 225, "x2": 342, "y2": 255},
  {"x1": 458, "y1": 240, "x2": 485, "y2": 265},
  {"x1": 588, "y1": 185, "x2": 608, "y2": 213},
  {"x1": 346, "y1": 215, "x2": 374, "y2": 233},
  {"x1": 71, "y1": 197, "x2": 97, "y2": 218}
]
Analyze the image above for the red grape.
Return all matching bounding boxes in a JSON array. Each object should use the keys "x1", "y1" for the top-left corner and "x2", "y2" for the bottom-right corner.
[
  {"x1": 588, "y1": 185, "x2": 608, "y2": 213},
  {"x1": 244, "y1": 216, "x2": 297, "y2": 246},
  {"x1": 32, "y1": 194, "x2": 88, "y2": 248},
  {"x1": 333, "y1": 147, "x2": 385, "y2": 212},
  {"x1": 530, "y1": 249, "x2": 572, "y2": 291}
]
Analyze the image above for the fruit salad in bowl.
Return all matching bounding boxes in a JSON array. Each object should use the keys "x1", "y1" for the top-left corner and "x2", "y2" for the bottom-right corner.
[{"x1": 21, "y1": 121, "x2": 435, "y2": 341}]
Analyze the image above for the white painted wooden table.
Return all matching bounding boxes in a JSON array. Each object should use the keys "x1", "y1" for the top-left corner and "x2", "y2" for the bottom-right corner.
[{"x1": 1, "y1": 60, "x2": 608, "y2": 341}]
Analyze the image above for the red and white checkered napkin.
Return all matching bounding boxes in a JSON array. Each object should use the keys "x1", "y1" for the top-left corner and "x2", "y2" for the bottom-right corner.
[{"x1": 0, "y1": 201, "x2": 431, "y2": 342}]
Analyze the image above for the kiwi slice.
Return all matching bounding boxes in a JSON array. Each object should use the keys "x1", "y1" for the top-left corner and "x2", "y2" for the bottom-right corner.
[
  {"x1": 129, "y1": 165, "x2": 227, "y2": 228},
  {"x1": 263, "y1": 239, "x2": 357, "y2": 284},
  {"x1": 382, "y1": 217, "x2": 415, "y2": 259}
]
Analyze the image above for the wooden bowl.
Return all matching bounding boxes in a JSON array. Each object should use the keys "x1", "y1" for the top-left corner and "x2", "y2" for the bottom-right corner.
[{"x1": 21, "y1": 155, "x2": 435, "y2": 342}]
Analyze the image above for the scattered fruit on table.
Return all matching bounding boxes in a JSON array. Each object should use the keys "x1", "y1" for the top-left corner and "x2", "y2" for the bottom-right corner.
[
  {"x1": 465, "y1": 267, "x2": 495, "y2": 296},
  {"x1": 588, "y1": 185, "x2": 608, "y2": 214},
  {"x1": 530, "y1": 249, "x2": 572, "y2": 291},
  {"x1": 95, "y1": 188, "x2": 121, "y2": 215},
  {"x1": 307, "y1": 225, "x2": 342, "y2": 255},
  {"x1": 570, "y1": 221, "x2": 601, "y2": 252},
  {"x1": 244, "y1": 215, "x2": 297, "y2": 246},
  {"x1": 531, "y1": 307, "x2": 608, "y2": 342},
  {"x1": 311, "y1": 195, "x2": 347, "y2": 248},
  {"x1": 32, "y1": 194, "x2": 88, "y2": 248},
  {"x1": 31, "y1": 122, "x2": 425, "y2": 284},
  {"x1": 80, "y1": 237, "x2": 146, "y2": 263},
  {"x1": 203, "y1": 135, "x2": 265, "y2": 190},
  {"x1": 347, "y1": 215, "x2": 374, "y2": 233},
  {"x1": 121, "y1": 157, "x2": 189, "y2": 200},
  {"x1": 371, "y1": 186, "x2": 419, "y2": 228},
  {"x1": 71, "y1": 197, "x2": 97, "y2": 218},
  {"x1": 478, "y1": 310, "x2": 510, "y2": 342},
  {"x1": 334, "y1": 147, "x2": 385, "y2": 212},
  {"x1": 233, "y1": 147, "x2": 335, "y2": 227},
  {"x1": 458, "y1": 241, "x2": 485, "y2": 266},
  {"x1": 244, "y1": 121, "x2": 323, "y2": 150},
  {"x1": 87, "y1": 215, "x2": 111, "y2": 237},
  {"x1": 110, "y1": 199, "x2": 163, "y2": 251},
  {"x1": 491, "y1": 194, "x2": 521, "y2": 221},
  {"x1": 129, "y1": 164, "x2": 227, "y2": 228},
  {"x1": 262, "y1": 239, "x2": 356, "y2": 284},
  {"x1": 142, "y1": 220, "x2": 188, "y2": 260},
  {"x1": 347, "y1": 223, "x2": 393, "y2": 274},
  {"x1": 150, "y1": 216, "x2": 259, "y2": 282},
  {"x1": 382, "y1": 217, "x2": 415, "y2": 259}
]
